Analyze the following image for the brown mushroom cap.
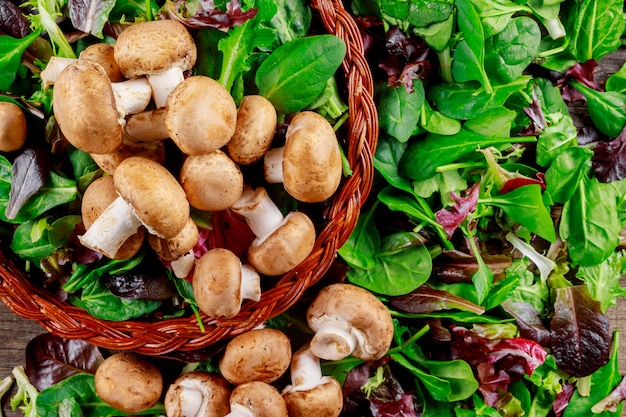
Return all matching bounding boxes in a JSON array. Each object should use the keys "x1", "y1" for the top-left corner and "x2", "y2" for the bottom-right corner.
[
  {"x1": 179, "y1": 150, "x2": 243, "y2": 211},
  {"x1": 219, "y1": 328, "x2": 292, "y2": 385},
  {"x1": 113, "y1": 156, "x2": 189, "y2": 239},
  {"x1": 79, "y1": 43, "x2": 124, "y2": 82},
  {"x1": 113, "y1": 19, "x2": 196, "y2": 79},
  {"x1": 90, "y1": 141, "x2": 166, "y2": 175},
  {"x1": 0, "y1": 102, "x2": 27, "y2": 152},
  {"x1": 81, "y1": 176, "x2": 146, "y2": 259},
  {"x1": 52, "y1": 60, "x2": 122, "y2": 154},
  {"x1": 148, "y1": 216, "x2": 199, "y2": 261},
  {"x1": 306, "y1": 283, "x2": 394, "y2": 361},
  {"x1": 165, "y1": 75, "x2": 237, "y2": 155},
  {"x1": 94, "y1": 352, "x2": 163, "y2": 413},
  {"x1": 192, "y1": 248, "x2": 260, "y2": 319},
  {"x1": 248, "y1": 211, "x2": 316, "y2": 276},
  {"x1": 274, "y1": 111, "x2": 342, "y2": 203},
  {"x1": 164, "y1": 371, "x2": 232, "y2": 417},
  {"x1": 229, "y1": 381, "x2": 289, "y2": 417},
  {"x1": 283, "y1": 377, "x2": 343, "y2": 417},
  {"x1": 227, "y1": 95, "x2": 277, "y2": 165}
]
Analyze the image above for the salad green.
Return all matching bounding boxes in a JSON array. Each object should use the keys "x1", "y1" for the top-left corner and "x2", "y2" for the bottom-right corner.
[{"x1": 1, "y1": 0, "x2": 626, "y2": 415}]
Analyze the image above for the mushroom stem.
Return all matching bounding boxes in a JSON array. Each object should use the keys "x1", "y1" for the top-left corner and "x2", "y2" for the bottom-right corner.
[
  {"x1": 147, "y1": 66, "x2": 185, "y2": 108},
  {"x1": 231, "y1": 187, "x2": 285, "y2": 241},
  {"x1": 309, "y1": 318, "x2": 358, "y2": 361},
  {"x1": 40, "y1": 56, "x2": 76, "y2": 88},
  {"x1": 170, "y1": 250, "x2": 196, "y2": 279},
  {"x1": 169, "y1": 384, "x2": 204, "y2": 416},
  {"x1": 78, "y1": 196, "x2": 143, "y2": 258},
  {"x1": 124, "y1": 108, "x2": 169, "y2": 143},
  {"x1": 111, "y1": 78, "x2": 153, "y2": 116},
  {"x1": 241, "y1": 264, "x2": 261, "y2": 302},
  {"x1": 289, "y1": 346, "x2": 323, "y2": 391},
  {"x1": 263, "y1": 147, "x2": 285, "y2": 184}
]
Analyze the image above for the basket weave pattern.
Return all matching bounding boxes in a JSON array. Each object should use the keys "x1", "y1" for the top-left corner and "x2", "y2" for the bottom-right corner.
[{"x1": 0, "y1": 0, "x2": 379, "y2": 356}]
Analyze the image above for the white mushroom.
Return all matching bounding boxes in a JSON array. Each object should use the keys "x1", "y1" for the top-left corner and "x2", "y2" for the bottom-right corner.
[
  {"x1": 306, "y1": 283, "x2": 394, "y2": 361},
  {"x1": 79, "y1": 156, "x2": 189, "y2": 259},
  {"x1": 164, "y1": 371, "x2": 232, "y2": 417},
  {"x1": 282, "y1": 343, "x2": 343, "y2": 417},
  {"x1": 230, "y1": 186, "x2": 316, "y2": 276},
  {"x1": 114, "y1": 19, "x2": 197, "y2": 108}
]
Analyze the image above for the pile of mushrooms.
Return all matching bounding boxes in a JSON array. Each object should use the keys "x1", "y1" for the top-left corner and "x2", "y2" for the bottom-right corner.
[
  {"x1": 90, "y1": 283, "x2": 394, "y2": 417},
  {"x1": 44, "y1": 18, "x2": 347, "y2": 320}
]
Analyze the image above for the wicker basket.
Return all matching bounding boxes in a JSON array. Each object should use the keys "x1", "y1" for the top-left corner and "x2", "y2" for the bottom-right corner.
[{"x1": 0, "y1": 0, "x2": 378, "y2": 357}]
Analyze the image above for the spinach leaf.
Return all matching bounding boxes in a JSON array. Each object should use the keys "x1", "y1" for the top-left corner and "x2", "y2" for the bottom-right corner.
[
  {"x1": 420, "y1": 100, "x2": 462, "y2": 135},
  {"x1": 470, "y1": 0, "x2": 531, "y2": 38},
  {"x1": 0, "y1": 30, "x2": 41, "y2": 90},
  {"x1": 452, "y1": 0, "x2": 491, "y2": 91},
  {"x1": 377, "y1": 80, "x2": 425, "y2": 143},
  {"x1": 390, "y1": 352, "x2": 452, "y2": 402},
  {"x1": 483, "y1": 185, "x2": 555, "y2": 242},
  {"x1": 463, "y1": 107, "x2": 517, "y2": 137},
  {"x1": 605, "y1": 62, "x2": 626, "y2": 94},
  {"x1": 10, "y1": 216, "x2": 81, "y2": 264},
  {"x1": 544, "y1": 146, "x2": 593, "y2": 204},
  {"x1": 347, "y1": 243, "x2": 432, "y2": 296},
  {"x1": 255, "y1": 34, "x2": 346, "y2": 114},
  {"x1": 338, "y1": 202, "x2": 380, "y2": 269},
  {"x1": 559, "y1": 175, "x2": 621, "y2": 266},
  {"x1": 429, "y1": 76, "x2": 530, "y2": 120},
  {"x1": 571, "y1": 81, "x2": 626, "y2": 138},
  {"x1": 36, "y1": 373, "x2": 164, "y2": 417},
  {"x1": 485, "y1": 16, "x2": 541, "y2": 85},
  {"x1": 256, "y1": 0, "x2": 311, "y2": 50},
  {"x1": 373, "y1": 134, "x2": 414, "y2": 194},
  {"x1": 399, "y1": 129, "x2": 535, "y2": 181},
  {"x1": 535, "y1": 110, "x2": 578, "y2": 168},
  {"x1": 566, "y1": 0, "x2": 625, "y2": 62},
  {"x1": 377, "y1": 0, "x2": 454, "y2": 29}
]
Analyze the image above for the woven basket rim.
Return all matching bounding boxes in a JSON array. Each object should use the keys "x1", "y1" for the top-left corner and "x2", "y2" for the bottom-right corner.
[{"x1": 0, "y1": 0, "x2": 379, "y2": 357}]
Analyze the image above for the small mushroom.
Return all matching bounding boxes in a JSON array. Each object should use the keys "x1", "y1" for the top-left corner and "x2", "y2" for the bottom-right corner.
[
  {"x1": 114, "y1": 19, "x2": 197, "y2": 108},
  {"x1": 0, "y1": 102, "x2": 27, "y2": 152},
  {"x1": 79, "y1": 156, "x2": 189, "y2": 258},
  {"x1": 226, "y1": 381, "x2": 288, "y2": 417},
  {"x1": 193, "y1": 248, "x2": 261, "y2": 319},
  {"x1": 79, "y1": 43, "x2": 124, "y2": 82},
  {"x1": 90, "y1": 141, "x2": 166, "y2": 175},
  {"x1": 227, "y1": 95, "x2": 277, "y2": 165},
  {"x1": 306, "y1": 283, "x2": 394, "y2": 361},
  {"x1": 230, "y1": 186, "x2": 316, "y2": 276},
  {"x1": 94, "y1": 352, "x2": 163, "y2": 413},
  {"x1": 264, "y1": 111, "x2": 342, "y2": 203},
  {"x1": 219, "y1": 328, "x2": 292, "y2": 385},
  {"x1": 282, "y1": 343, "x2": 343, "y2": 417},
  {"x1": 53, "y1": 60, "x2": 151, "y2": 154},
  {"x1": 165, "y1": 75, "x2": 237, "y2": 155},
  {"x1": 81, "y1": 175, "x2": 146, "y2": 259},
  {"x1": 124, "y1": 108, "x2": 169, "y2": 143},
  {"x1": 164, "y1": 371, "x2": 232, "y2": 417},
  {"x1": 148, "y1": 216, "x2": 199, "y2": 279},
  {"x1": 179, "y1": 150, "x2": 244, "y2": 212}
]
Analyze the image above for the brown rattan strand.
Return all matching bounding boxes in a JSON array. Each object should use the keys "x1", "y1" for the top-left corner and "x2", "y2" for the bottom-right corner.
[{"x1": 0, "y1": 0, "x2": 379, "y2": 356}]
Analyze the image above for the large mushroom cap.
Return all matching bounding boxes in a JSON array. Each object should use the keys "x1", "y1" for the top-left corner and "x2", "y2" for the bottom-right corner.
[
  {"x1": 306, "y1": 283, "x2": 394, "y2": 361},
  {"x1": 114, "y1": 19, "x2": 197, "y2": 79},
  {"x1": 227, "y1": 95, "x2": 277, "y2": 165},
  {"x1": 219, "y1": 328, "x2": 292, "y2": 385},
  {"x1": 179, "y1": 150, "x2": 243, "y2": 211},
  {"x1": 248, "y1": 211, "x2": 316, "y2": 276},
  {"x1": 53, "y1": 60, "x2": 122, "y2": 154},
  {"x1": 164, "y1": 371, "x2": 232, "y2": 417},
  {"x1": 113, "y1": 156, "x2": 189, "y2": 239},
  {"x1": 94, "y1": 352, "x2": 163, "y2": 413},
  {"x1": 165, "y1": 75, "x2": 237, "y2": 155},
  {"x1": 282, "y1": 111, "x2": 342, "y2": 203}
]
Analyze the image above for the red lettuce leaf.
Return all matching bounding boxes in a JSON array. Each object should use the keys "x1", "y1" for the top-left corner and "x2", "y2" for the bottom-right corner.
[
  {"x1": 165, "y1": 0, "x2": 257, "y2": 31},
  {"x1": 389, "y1": 284, "x2": 485, "y2": 315},
  {"x1": 378, "y1": 27, "x2": 431, "y2": 93},
  {"x1": 435, "y1": 183, "x2": 480, "y2": 239},
  {"x1": 591, "y1": 126, "x2": 626, "y2": 182},
  {"x1": 5, "y1": 146, "x2": 51, "y2": 220},
  {"x1": 549, "y1": 285, "x2": 611, "y2": 377}
]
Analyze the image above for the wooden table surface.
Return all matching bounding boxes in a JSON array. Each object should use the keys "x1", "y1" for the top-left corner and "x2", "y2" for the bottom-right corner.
[{"x1": 0, "y1": 49, "x2": 625, "y2": 417}]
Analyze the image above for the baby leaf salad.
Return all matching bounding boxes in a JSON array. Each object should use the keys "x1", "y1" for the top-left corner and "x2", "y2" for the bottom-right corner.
[
  {"x1": 329, "y1": 0, "x2": 626, "y2": 415},
  {"x1": 0, "y1": 0, "x2": 626, "y2": 415}
]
